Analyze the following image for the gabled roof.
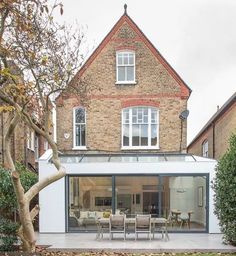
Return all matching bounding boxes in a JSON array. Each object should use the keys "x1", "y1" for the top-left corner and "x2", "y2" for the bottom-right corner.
[
  {"x1": 70, "y1": 9, "x2": 191, "y2": 98},
  {"x1": 188, "y1": 92, "x2": 236, "y2": 148}
]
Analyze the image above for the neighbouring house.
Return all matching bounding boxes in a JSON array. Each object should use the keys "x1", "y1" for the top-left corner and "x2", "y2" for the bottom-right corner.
[
  {"x1": 0, "y1": 61, "x2": 50, "y2": 170},
  {"x1": 188, "y1": 92, "x2": 236, "y2": 160},
  {"x1": 0, "y1": 107, "x2": 49, "y2": 171},
  {"x1": 39, "y1": 6, "x2": 220, "y2": 234}
]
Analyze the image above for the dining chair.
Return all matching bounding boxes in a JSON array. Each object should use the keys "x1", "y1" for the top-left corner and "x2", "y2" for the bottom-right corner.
[
  {"x1": 135, "y1": 214, "x2": 151, "y2": 240},
  {"x1": 109, "y1": 214, "x2": 126, "y2": 240},
  {"x1": 179, "y1": 211, "x2": 193, "y2": 229}
]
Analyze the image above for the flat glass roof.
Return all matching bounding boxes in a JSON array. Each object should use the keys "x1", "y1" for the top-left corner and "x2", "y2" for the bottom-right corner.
[{"x1": 59, "y1": 153, "x2": 214, "y2": 164}]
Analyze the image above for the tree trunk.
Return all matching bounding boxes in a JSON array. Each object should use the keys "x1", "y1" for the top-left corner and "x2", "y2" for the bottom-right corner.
[
  {"x1": 3, "y1": 111, "x2": 66, "y2": 252},
  {"x1": 4, "y1": 113, "x2": 36, "y2": 252},
  {"x1": 17, "y1": 201, "x2": 36, "y2": 251}
]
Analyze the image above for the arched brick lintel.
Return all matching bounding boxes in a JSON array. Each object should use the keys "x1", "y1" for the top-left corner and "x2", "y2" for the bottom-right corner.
[
  {"x1": 115, "y1": 45, "x2": 136, "y2": 51},
  {"x1": 121, "y1": 99, "x2": 160, "y2": 108}
]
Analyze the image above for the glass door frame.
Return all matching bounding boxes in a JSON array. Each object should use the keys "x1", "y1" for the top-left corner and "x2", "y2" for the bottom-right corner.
[{"x1": 66, "y1": 173, "x2": 209, "y2": 233}]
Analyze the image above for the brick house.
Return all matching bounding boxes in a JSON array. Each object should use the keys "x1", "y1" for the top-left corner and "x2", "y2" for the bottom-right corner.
[
  {"x1": 0, "y1": 97, "x2": 50, "y2": 171},
  {"x1": 0, "y1": 110, "x2": 49, "y2": 170},
  {"x1": 187, "y1": 92, "x2": 236, "y2": 160},
  {"x1": 56, "y1": 7, "x2": 191, "y2": 154},
  {"x1": 39, "y1": 7, "x2": 219, "y2": 234}
]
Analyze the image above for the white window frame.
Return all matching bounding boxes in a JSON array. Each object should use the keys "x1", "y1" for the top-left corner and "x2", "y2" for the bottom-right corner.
[
  {"x1": 44, "y1": 140, "x2": 49, "y2": 151},
  {"x1": 116, "y1": 51, "x2": 136, "y2": 84},
  {"x1": 27, "y1": 129, "x2": 35, "y2": 151},
  {"x1": 121, "y1": 107, "x2": 160, "y2": 150},
  {"x1": 202, "y1": 140, "x2": 208, "y2": 157},
  {"x1": 73, "y1": 107, "x2": 87, "y2": 150},
  {"x1": 34, "y1": 135, "x2": 39, "y2": 161}
]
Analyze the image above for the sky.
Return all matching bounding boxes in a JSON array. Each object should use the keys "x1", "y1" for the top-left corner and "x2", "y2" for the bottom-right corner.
[{"x1": 56, "y1": 0, "x2": 236, "y2": 144}]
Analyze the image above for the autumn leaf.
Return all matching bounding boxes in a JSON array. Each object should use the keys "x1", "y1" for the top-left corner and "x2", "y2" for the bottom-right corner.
[{"x1": 0, "y1": 105, "x2": 15, "y2": 113}]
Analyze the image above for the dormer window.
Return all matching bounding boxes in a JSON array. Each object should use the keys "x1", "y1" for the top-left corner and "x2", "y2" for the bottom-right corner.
[{"x1": 116, "y1": 51, "x2": 135, "y2": 84}]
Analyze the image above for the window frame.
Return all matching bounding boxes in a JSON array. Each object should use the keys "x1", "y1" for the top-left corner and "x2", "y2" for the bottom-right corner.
[
  {"x1": 202, "y1": 140, "x2": 208, "y2": 157},
  {"x1": 73, "y1": 107, "x2": 87, "y2": 150},
  {"x1": 27, "y1": 129, "x2": 35, "y2": 151},
  {"x1": 116, "y1": 51, "x2": 136, "y2": 84},
  {"x1": 34, "y1": 135, "x2": 39, "y2": 161},
  {"x1": 121, "y1": 106, "x2": 160, "y2": 150}
]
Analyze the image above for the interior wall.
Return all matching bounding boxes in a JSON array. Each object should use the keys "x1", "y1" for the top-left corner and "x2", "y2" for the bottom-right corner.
[
  {"x1": 169, "y1": 176, "x2": 195, "y2": 213},
  {"x1": 193, "y1": 177, "x2": 206, "y2": 225}
]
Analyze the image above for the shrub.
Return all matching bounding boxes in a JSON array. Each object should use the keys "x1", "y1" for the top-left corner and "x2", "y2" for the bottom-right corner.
[
  {"x1": 0, "y1": 218, "x2": 19, "y2": 251},
  {"x1": 212, "y1": 133, "x2": 236, "y2": 245},
  {"x1": 0, "y1": 163, "x2": 38, "y2": 218},
  {"x1": 0, "y1": 163, "x2": 37, "y2": 251}
]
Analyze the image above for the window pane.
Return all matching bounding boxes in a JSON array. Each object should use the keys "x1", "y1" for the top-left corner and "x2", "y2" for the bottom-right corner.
[
  {"x1": 123, "y1": 124, "x2": 129, "y2": 146},
  {"x1": 151, "y1": 124, "x2": 157, "y2": 146},
  {"x1": 143, "y1": 115, "x2": 148, "y2": 123},
  {"x1": 75, "y1": 108, "x2": 85, "y2": 123},
  {"x1": 123, "y1": 109, "x2": 129, "y2": 124},
  {"x1": 81, "y1": 124, "x2": 86, "y2": 146},
  {"x1": 141, "y1": 124, "x2": 148, "y2": 146},
  {"x1": 138, "y1": 111, "x2": 142, "y2": 123},
  {"x1": 123, "y1": 53, "x2": 128, "y2": 64},
  {"x1": 132, "y1": 124, "x2": 140, "y2": 146},
  {"x1": 75, "y1": 125, "x2": 81, "y2": 146},
  {"x1": 151, "y1": 109, "x2": 157, "y2": 123},
  {"x1": 118, "y1": 54, "x2": 123, "y2": 65},
  {"x1": 68, "y1": 176, "x2": 112, "y2": 231},
  {"x1": 129, "y1": 53, "x2": 134, "y2": 64},
  {"x1": 127, "y1": 66, "x2": 134, "y2": 81},
  {"x1": 118, "y1": 66, "x2": 125, "y2": 81},
  {"x1": 132, "y1": 115, "x2": 137, "y2": 123}
]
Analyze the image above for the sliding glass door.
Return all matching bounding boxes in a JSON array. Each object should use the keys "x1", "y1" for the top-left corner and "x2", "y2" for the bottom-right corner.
[
  {"x1": 68, "y1": 176, "x2": 112, "y2": 231},
  {"x1": 67, "y1": 174, "x2": 208, "y2": 232}
]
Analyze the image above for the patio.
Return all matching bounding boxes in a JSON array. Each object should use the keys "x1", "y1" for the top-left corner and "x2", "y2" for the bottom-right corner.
[{"x1": 36, "y1": 233, "x2": 236, "y2": 253}]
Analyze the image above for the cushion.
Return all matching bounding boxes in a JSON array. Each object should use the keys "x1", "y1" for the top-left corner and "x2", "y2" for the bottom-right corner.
[
  {"x1": 88, "y1": 211, "x2": 96, "y2": 219},
  {"x1": 115, "y1": 209, "x2": 121, "y2": 215},
  {"x1": 103, "y1": 211, "x2": 111, "y2": 218},
  {"x1": 96, "y1": 211, "x2": 104, "y2": 219},
  {"x1": 80, "y1": 211, "x2": 88, "y2": 219}
]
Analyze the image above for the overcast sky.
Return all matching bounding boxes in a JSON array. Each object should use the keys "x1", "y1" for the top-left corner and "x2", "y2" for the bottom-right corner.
[{"x1": 57, "y1": 0, "x2": 236, "y2": 144}]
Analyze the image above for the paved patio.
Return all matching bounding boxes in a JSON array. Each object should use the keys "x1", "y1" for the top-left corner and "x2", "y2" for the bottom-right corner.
[{"x1": 36, "y1": 233, "x2": 236, "y2": 253}]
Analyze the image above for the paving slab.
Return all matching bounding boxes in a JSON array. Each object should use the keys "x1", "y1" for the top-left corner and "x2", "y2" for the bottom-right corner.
[{"x1": 36, "y1": 233, "x2": 236, "y2": 253}]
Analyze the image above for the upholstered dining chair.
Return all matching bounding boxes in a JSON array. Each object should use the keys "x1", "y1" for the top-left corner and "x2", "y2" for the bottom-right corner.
[{"x1": 179, "y1": 211, "x2": 194, "y2": 229}]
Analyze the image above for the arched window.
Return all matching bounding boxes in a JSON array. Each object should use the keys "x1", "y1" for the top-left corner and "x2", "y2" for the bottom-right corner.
[
  {"x1": 122, "y1": 107, "x2": 159, "y2": 149},
  {"x1": 202, "y1": 140, "x2": 208, "y2": 157},
  {"x1": 73, "y1": 107, "x2": 86, "y2": 148},
  {"x1": 116, "y1": 51, "x2": 135, "y2": 83}
]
